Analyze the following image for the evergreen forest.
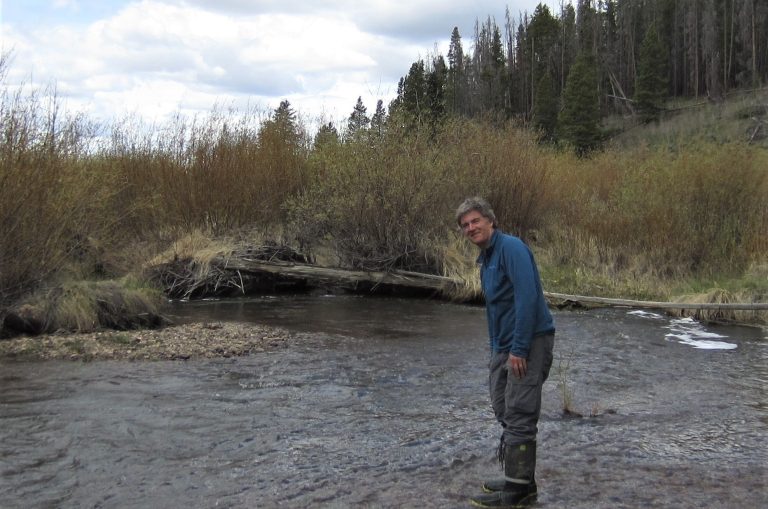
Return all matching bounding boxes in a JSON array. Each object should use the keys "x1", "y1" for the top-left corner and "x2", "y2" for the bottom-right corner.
[{"x1": 387, "y1": 0, "x2": 768, "y2": 152}]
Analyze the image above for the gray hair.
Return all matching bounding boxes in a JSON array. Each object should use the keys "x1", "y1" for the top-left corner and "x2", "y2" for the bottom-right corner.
[{"x1": 455, "y1": 197, "x2": 497, "y2": 228}]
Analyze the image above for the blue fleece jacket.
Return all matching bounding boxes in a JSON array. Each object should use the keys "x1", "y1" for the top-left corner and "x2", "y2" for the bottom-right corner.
[{"x1": 478, "y1": 230, "x2": 555, "y2": 357}]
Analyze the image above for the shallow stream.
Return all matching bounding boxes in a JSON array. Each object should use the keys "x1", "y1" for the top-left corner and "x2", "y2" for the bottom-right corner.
[{"x1": 1, "y1": 295, "x2": 766, "y2": 508}]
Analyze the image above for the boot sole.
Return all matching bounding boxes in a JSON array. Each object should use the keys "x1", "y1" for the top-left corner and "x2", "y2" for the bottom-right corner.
[{"x1": 469, "y1": 493, "x2": 538, "y2": 508}]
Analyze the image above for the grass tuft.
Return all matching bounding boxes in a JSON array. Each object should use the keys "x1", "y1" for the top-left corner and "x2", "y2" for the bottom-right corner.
[{"x1": 4, "y1": 279, "x2": 166, "y2": 335}]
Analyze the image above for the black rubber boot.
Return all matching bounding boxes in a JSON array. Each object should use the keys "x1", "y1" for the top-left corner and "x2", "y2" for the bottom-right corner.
[
  {"x1": 470, "y1": 441, "x2": 537, "y2": 508},
  {"x1": 482, "y1": 476, "x2": 537, "y2": 495},
  {"x1": 481, "y1": 478, "x2": 507, "y2": 493},
  {"x1": 482, "y1": 438, "x2": 537, "y2": 493}
]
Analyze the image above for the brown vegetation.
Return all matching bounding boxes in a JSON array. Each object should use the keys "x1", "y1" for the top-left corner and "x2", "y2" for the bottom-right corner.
[{"x1": 1, "y1": 58, "x2": 766, "y2": 336}]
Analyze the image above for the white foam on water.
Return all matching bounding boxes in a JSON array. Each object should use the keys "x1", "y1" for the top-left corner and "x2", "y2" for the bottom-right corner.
[
  {"x1": 664, "y1": 334, "x2": 738, "y2": 350},
  {"x1": 664, "y1": 318, "x2": 737, "y2": 350},
  {"x1": 627, "y1": 310, "x2": 739, "y2": 348},
  {"x1": 627, "y1": 310, "x2": 666, "y2": 320}
]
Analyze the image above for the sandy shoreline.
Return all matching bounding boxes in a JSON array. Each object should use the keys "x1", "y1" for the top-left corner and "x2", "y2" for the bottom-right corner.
[{"x1": 0, "y1": 322, "x2": 293, "y2": 362}]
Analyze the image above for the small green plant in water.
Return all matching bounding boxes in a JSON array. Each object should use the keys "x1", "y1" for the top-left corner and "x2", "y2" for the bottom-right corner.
[{"x1": 556, "y1": 350, "x2": 581, "y2": 417}]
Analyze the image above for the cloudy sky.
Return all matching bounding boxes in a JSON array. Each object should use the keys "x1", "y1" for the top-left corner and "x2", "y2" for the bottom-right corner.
[{"x1": 1, "y1": 0, "x2": 547, "y2": 128}]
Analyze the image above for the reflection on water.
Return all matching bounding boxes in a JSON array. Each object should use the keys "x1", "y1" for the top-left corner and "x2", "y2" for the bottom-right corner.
[{"x1": 1, "y1": 295, "x2": 766, "y2": 508}]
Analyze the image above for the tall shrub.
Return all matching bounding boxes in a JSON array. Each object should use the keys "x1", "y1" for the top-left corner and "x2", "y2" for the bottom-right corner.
[
  {"x1": 288, "y1": 116, "x2": 552, "y2": 272},
  {"x1": 108, "y1": 104, "x2": 309, "y2": 237},
  {"x1": 0, "y1": 76, "x2": 117, "y2": 303}
]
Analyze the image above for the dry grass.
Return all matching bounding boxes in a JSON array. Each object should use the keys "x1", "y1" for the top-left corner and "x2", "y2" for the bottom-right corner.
[
  {"x1": 142, "y1": 229, "x2": 311, "y2": 300},
  {"x1": 670, "y1": 288, "x2": 739, "y2": 323},
  {"x1": 146, "y1": 230, "x2": 236, "y2": 267},
  {"x1": 668, "y1": 262, "x2": 768, "y2": 324},
  {"x1": 544, "y1": 143, "x2": 768, "y2": 280},
  {"x1": 608, "y1": 87, "x2": 768, "y2": 150},
  {"x1": 438, "y1": 232, "x2": 482, "y2": 301}
]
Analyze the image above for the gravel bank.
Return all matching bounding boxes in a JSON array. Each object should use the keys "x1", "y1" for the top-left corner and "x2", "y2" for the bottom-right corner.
[{"x1": 0, "y1": 322, "x2": 292, "y2": 362}]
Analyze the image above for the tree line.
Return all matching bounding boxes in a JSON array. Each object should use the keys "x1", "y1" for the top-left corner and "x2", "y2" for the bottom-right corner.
[{"x1": 355, "y1": 0, "x2": 767, "y2": 154}]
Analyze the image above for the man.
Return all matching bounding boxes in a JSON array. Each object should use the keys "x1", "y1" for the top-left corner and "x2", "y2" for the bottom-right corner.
[{"x1": 456, "y1": 197, "x2": 555, "y2": 508}]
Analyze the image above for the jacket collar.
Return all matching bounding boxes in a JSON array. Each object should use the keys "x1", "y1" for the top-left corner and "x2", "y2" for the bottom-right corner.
[{"x1": 476, "y1": 229, "x2": 500, "y2": 265}]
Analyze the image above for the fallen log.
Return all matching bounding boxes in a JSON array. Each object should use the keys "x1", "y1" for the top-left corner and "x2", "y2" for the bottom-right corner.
[
  {"x1": 544, "y1": 292, "x2": 768, "y2": 311},
  {"x1": 212, "y1": 256, "x2": 459, "y2": 294},
  {"x1": 211, "y1": 257, "x2": 767, "y2": 312}
]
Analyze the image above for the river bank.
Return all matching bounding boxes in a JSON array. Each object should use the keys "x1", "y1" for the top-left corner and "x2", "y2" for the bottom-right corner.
[{"x1": 0, "y1": 321, "x2": 292, "y2": 362}]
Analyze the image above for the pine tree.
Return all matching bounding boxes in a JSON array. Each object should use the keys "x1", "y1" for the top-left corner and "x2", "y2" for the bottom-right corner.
[
  {"x1": 313, "y1": 122, "x2": 339, "y2": 150},
  {"x1": 370, "y1": 99, "x2": 386, "y2": 137},
  {"x1": 390, "y1": 60, "x2": 427, "y2": 122},
  {"x1": 473, "y1": 18, "x2": 507, "y2": 115},
  {"x1": 426, "y1": 55, "x2": 447, "y2": 124},
  {"x1": 514, "y1": 16, "x2": 532, "y2": 115},
  {"x1": 347, "y1": 96, "x2": 370, "y2": 138},
  {"x1": 635, "y1": 25, "x2": 668, "y2": 123},
  {"x1": 576, "y1": 0, "x2": 597, "y2": 55},
  {"x1": 257, "y1": 100, "x2": 307, "y2": 192},
  {"x1": 559, "y1": 2, "x2": 578, "y2": 96},
  {"x1": 258, "y1": 100, "x2": 305, "y2": 158},
  {"x1": 528, "y1": 4, "x2": 561, "y2": 100},
  {"x1": 558, "y1": 51, "x2": 601, "y2": 156},
  {"x1": 533, "y1": 70, "x2": 559, "y2": 142},
  {"x1": 268, "y1": 100, "x2": 300, "y2": 145},
  {"x1": 489, "y1": 24, "x2": 507, "y2": 113},
  {"x1": 446, "y1": 27, "x2": 466, "y2": 116}
]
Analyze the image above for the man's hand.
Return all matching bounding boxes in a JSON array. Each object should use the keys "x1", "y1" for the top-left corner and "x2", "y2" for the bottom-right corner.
[{"x1": 508, "y1": 354, "x2": 527, "y2": 379}]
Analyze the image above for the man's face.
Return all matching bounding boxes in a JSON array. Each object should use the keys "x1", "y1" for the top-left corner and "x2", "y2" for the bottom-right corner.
[{"x1": 460, "y1": 210, "x2": 494, "y2": 248}]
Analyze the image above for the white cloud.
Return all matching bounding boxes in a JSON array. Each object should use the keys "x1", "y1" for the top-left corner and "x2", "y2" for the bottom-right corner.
[
  {"x1": 53, "y1": 0, "x2": 80, "y2": 8},
  {"x1": 2, "y1": 0, "x2": 543, "y2": 127}
]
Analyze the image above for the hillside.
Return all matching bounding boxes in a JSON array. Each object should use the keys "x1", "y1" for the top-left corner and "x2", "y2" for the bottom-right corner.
[{"x1": 596, "y1": 88, "x2": 766, "y2": 150}]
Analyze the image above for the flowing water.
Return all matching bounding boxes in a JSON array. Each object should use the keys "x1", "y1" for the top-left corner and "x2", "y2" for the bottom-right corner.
[{"x1": 1, "y1": 295, "x2": 766, "y2": 508}]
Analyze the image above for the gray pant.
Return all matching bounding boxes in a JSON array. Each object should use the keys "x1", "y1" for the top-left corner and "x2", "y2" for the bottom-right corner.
[{"x1": 489, "y1": 334, "x2": 555, "y2": 445}]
